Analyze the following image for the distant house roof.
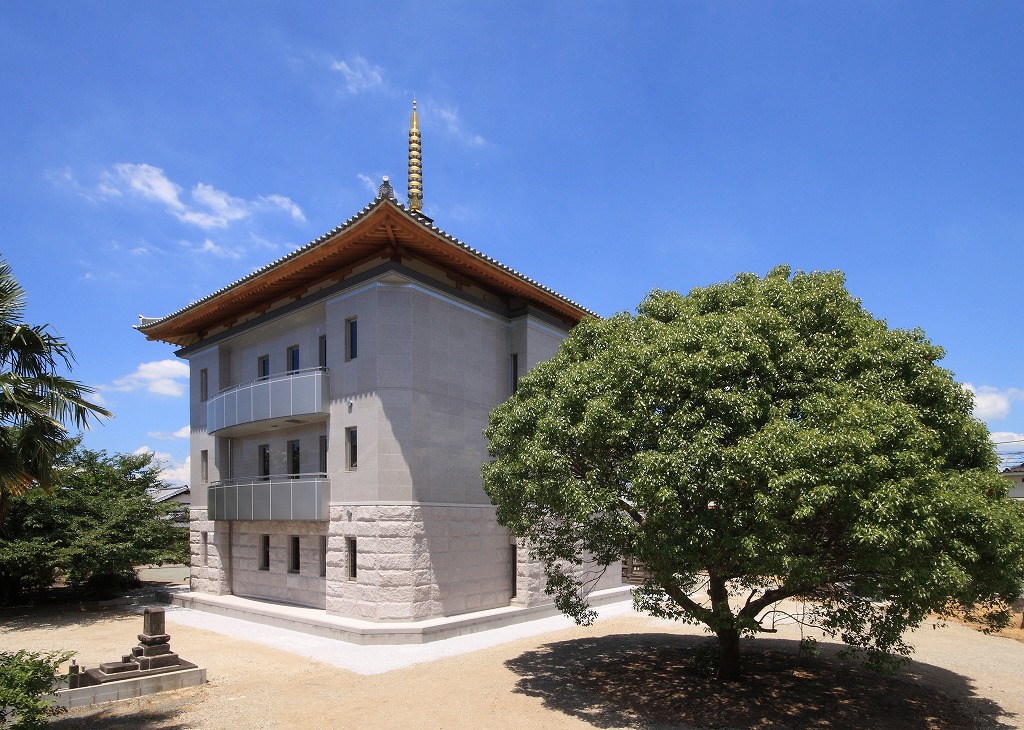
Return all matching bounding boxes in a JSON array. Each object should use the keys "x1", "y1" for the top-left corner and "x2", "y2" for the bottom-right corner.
[
  {"x1": 136, "y1": 185, "x2": 594, "y2": 347},
  {"x1": 1001, "y1": 463, "x2": 1024, "y2": 474},
  {"x1": 151, "y1": 485, "x2": 190, "y2": 503}
]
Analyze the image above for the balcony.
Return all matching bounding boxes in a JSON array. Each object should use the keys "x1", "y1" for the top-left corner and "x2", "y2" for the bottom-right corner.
[
  {"x1": 207, "y1": 367, "x2": 329, "y2": 435},
  {"x1": 207, "y1": 474, "x2": 330, "y2": 521}
]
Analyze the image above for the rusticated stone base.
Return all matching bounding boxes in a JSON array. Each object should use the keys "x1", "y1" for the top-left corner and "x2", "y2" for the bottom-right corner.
[
  {"x1": 325, "y1": 504, "x2": 515, "y2": 621},
  {"x1": 188, "y1": 504, "x2": 624, "y2": 621}
]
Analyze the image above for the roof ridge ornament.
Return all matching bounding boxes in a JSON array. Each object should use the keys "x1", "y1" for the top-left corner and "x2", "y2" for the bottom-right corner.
[
  {"x1": 378, "y1": 175, "x2": 397, "y2": 202},
  {"x1": 408, "y1": 98, "x2": 423, "y2": 212}
]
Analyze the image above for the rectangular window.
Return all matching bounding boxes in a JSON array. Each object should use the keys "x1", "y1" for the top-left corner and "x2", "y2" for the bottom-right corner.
[
  {"x1": 200, "y1": 532, "x2": 208, "y2": 566},
  {"x1": 288, "y1": 440, "x2": 300, "y2": 478},
  {"x1": 258, "y1": 444, "x2": 270, "y2": 480},
  {"x1": 345, "y1": 318, "x2": 358, "y2": 361},
  {"x1": 288, "y1": 535, "x2": 301, "y2": 574},
  {"x1": 319, "y1": 434, "x2": 328, "y2": 474},
  {"x1": 509, "y1": 543, "x2": 517, "y2": 599},
  {"x1": 345, "y1": 428, "x2": 357, "y2": 470},
  {"x1": 347, "y1": 537, "x2": 357, "y2": 580},
  {"x1": 199, "y1": 368, "x2": 209, "y2": 401},
  {"x1": 318, "y1": 335, "x2": 327, "y2": 368},
  {"x1": 319, "y1": 535, "x2": 327, "y2": 577},
  {"x1": 287, "y1": 345, "x2": 300, "y2": 372},
  {"x1": 510, "y1": 354, "x2": 519, "y2": 395},
  {"x1": 200, "y1": 450, "x2": 209, "y2": 484},
  {"x1": 257, "y1": 354, "x2": 270, "y2": 380},
  {"x1": 259, "y1": 534, "x2": 270, "y2": 570}
]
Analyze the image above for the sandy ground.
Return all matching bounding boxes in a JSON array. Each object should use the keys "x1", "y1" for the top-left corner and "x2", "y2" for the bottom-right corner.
[{"x1": 2, "y1": 601, "x2": 1024, "y2": 729}]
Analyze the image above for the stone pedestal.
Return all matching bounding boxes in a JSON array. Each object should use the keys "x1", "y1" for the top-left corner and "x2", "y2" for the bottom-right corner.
[{"x1": 67, "y1": 607, "x2": 197, "y2": 689}]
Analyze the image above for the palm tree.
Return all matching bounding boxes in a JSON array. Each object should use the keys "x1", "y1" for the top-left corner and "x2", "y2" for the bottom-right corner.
[{"x1": 0, "y1": 258, "x2": 111, "y2": 520}]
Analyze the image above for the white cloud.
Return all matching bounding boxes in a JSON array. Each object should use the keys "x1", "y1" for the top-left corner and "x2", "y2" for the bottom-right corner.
[
  {"x1": 189, "y1": 238, "x2": 244, "y2": 260},
  {"x1": 964, "y1": 383, "x2": 1024, "y2": 422},
  {"x1": 430, "y1": 102, "x2": 486, "y2": 147},
  {"x1": 148, "y1": 425, "x2": 191, "y2": 440},
  {"x1": 76, "y1": 163, "x2": 304, "y2": 231},
  {"x1": 357, "y1": 173, "x2": 378, "y2": 196},
  {"x1": 106, "y1": 163, "x2": 186, "y2": 210},
  {"x1": 330, "y1": 56, "x2": 384, "y2": 93},
  {"x1": 108, "y1": 359, "x2": 190, "y2": 397},
  {"x1": 135, "y1": 446, "x2": 190, "y2": 485}
]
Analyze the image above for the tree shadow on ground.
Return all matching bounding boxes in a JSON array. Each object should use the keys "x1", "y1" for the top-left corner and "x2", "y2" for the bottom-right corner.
[
  {"x1": 504, "y1": 633, "x2": 1016, "y2": 729},
  {"x1": 47, "y1": 686, "x2": 203, "y2": 730},
  {"x1": 0, "y1": 605, "x2": 144, "y2": 633}
]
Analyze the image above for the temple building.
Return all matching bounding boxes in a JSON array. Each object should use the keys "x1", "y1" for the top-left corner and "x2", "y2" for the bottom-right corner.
[{"x1": 136, "y1": 103, "x2": 623, "y2": 626}]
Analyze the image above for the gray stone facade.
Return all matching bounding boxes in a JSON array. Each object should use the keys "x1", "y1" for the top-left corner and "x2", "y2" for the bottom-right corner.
[{"x1": 155, "y1": 196, "x2": 623, "y2": 624}]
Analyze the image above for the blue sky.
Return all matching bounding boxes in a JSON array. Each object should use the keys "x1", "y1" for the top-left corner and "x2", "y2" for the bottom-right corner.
[{"x1": 3, "y1": 2, "x2": 1024, "y2": 483}]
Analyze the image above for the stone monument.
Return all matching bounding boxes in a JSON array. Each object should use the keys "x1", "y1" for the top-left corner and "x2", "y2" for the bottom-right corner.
[{"x1": 67, "y1": 607, "x2": 198, "y2": 688}]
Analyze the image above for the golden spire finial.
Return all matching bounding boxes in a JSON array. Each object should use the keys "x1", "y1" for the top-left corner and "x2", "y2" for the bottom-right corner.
[{"x1": 408, "y1": 98, "x2": 423, "y2": 212}]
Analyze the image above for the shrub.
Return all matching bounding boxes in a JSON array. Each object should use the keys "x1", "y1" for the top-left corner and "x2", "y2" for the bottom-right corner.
[{"x1": 0, "y1": 650, "x2": 73, "y2": 729}]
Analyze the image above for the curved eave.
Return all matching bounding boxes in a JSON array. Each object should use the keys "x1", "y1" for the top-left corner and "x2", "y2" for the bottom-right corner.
[{"x1": 136, "y1": 196, "x2": 593, "y2": 346}]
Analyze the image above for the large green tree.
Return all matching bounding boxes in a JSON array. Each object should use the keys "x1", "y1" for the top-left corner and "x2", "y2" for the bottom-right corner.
[
  {"x1": 0, "y1": 444, "x2": 188, "y2": 605},
  {"x1": 483, "y1": 266, "x2": 1024, "y2": 680},
  {"x1": 0, "y1": 259, "x2": 110, "y2": 519}
]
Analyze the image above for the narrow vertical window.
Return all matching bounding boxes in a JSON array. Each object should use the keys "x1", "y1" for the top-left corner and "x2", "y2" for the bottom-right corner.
[
  {"x1": 347, "y1": 537, "x2": 357, "y2": 580},
  {"x1": 287, "y1": 345, "x2": 300, "y2": 372},
  {"x1": 288, "y1": 535, "x2": 301, "y2": 573},
  {"x1": 288, "y1": 440, "x2": 300, "y2": 479},
  {"x1": 199, "y1": 368, "x2": 209, "y2": 401},
  {"x1": 319, "y1": 535, "x2": 327, "y2": 577},
  {"x1": 200, "y1": 450, "x2": 209, "y2": 483},
  {"x1": 319, "y1": 434, "x2": 328, "y2": 474},
  {"x1": 510, "y1": 354, "x2": 519, "y2": 395},
  {"x1": 258, "y1": 444, "x2": 270, "y2": 480},
  {"x1": 509, "y1": 543, "x2": 518, "y2": 599},
  {"x1": 345, "y1": 428, "x2": 357, "y2": 470},
  {"x1": 345, "y1": 318, "x2": 358, "y2": 361},
  {"x1": 259, "y1": 534, "x2": 270, "y2": 570},
  {"x1": 318, "y1": 335, "x2": 327, "y2": 368},
  {"x1": 257, "y1": 354, "x2": 270, "y2": 380},
  {"x1": 200, "y1": 532, "x2": 209, "y2": 567}
]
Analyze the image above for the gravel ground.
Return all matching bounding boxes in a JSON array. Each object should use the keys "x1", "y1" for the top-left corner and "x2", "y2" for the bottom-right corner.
[{"x1": 2, "y1": 601, "x2": 1023, "y2": 729}]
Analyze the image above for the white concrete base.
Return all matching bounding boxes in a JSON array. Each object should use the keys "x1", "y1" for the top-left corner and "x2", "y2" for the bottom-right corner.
[
  {"x1": 54, "y1": 667, "x2": 207, "y2": 709},
  {"x1": 168, "y1": 584, "x2": 634, "y2": 645}
]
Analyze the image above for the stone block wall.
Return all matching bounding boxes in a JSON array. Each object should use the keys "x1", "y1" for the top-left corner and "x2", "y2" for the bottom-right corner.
[
  {"x1": 231, "y1": 521, "x2": 327, "y2": 608},
  {"x1": 325, "y1": 504, "x2": 515, "y2": 621},
  {"x1": 512, "y1": 539, "x2": 625, "y2": 608},
  {"x1": 188, "y1": 508, "x2": 230, "y2": 595}
]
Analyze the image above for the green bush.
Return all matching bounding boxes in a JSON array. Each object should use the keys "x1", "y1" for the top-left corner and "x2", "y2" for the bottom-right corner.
[{"x1": 0, "y1": 650, "x2": 72, "y2": 729}]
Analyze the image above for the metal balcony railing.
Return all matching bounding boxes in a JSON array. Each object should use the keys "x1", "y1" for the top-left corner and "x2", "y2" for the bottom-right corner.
[
  {"x1": 207, "y1": 367, "x2": 329, "y2": 434},
  {"x1": 207, "y1": 473, "x2": 329, "y2": 521}
]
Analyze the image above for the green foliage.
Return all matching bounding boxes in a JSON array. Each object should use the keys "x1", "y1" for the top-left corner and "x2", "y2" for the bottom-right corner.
[
  {"x1": 0, "y1": 649, "x2": 73, "y2": 729},
  {"x1": 0, "y1": 444, "x2": 188, "y2": 605},
  {"x1": 483, "y1": 266, "x2": 1024, "y2": 678},
  {"x1": 0, "y1": 258, "x2": 111, "y2": 520}
]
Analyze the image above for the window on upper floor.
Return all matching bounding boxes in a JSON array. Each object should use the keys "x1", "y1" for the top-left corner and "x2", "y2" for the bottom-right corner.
[
  {"x1": 200, "y1": 449, "x2": 209, "y2": 484},
  {"x1": 199, "y1": 368, "x2": 209, "y2": 401},
  {"x1": 288, "y1": 440, "x2": 300, "y2": 478},
  {"x1": 257, "y1": 354, "x2": 270, "y2": 380},
  {"x1": 318, "y1": 335, "x2": 327, "y2": 368},
  {"x1": 345, "y1": 318, "x2": 358, "y2": 361},
  {"x1": 287, "y1": 345, "x2": 300, "y2": 372},
  {"x1": 258, "y1": 444, "x2": 270, "y2": 480},
  {"x1": 510, "y1": 354, "x2": 519, "y2": 395},
  {"x1": 319, "y1": 434, "x2": 328, "y2": 474},
  {"x1": 345, "y1": 428, "x2": 357, "y2": 470}
]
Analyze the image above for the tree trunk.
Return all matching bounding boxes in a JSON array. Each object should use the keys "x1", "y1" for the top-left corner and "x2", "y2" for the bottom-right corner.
[
  {"x1": 716, "y1": 626, "x2": 742, "y2": 681},
  {"x1": 707, "y1": 572, "x2": 742, "y2": 681}
]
